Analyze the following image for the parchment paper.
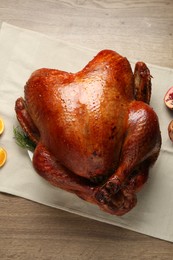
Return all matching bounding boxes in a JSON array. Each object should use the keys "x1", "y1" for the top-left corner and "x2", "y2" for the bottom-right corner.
[{"x1": 0, "y1": 23, "x2": 173, "y2": 242}]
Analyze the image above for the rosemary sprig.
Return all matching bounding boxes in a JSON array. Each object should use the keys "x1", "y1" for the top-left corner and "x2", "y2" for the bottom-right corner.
[{"x1": 13, "y1": 126, "x2": 36, "y2": 151}]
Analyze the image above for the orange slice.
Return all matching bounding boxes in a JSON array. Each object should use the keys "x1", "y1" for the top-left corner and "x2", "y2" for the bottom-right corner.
[
  {"x1": 0, "y1": 117, "x2": 5, "y2": 135},
  {"x1": 0, "y1": 147, "x2": 7, "y2": 167}
]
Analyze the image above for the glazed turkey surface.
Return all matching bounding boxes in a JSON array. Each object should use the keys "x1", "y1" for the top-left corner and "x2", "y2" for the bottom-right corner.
[{"x1": 15, "y1": 50, "x2": 161, "y2": 215}]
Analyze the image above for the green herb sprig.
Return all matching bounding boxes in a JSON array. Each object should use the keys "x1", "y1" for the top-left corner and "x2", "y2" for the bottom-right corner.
[{"x1": 13, "y1": 126, "x2": 36, "y2": 151}]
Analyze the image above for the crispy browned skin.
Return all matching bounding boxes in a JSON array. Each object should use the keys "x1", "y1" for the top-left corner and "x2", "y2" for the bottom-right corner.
[{"x1": 15, "y1": 50, "x2": 161, "y2": 215}]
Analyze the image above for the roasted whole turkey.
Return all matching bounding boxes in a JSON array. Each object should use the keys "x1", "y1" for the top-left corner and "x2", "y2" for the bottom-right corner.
[{"x1": 15, "y1": 50, "x2": 161, "y2": 215}]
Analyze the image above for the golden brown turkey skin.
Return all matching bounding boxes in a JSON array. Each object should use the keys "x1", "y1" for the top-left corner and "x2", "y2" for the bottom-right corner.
[{"x1": 15, "y1": 50, "x2": 161, "y2": 215}]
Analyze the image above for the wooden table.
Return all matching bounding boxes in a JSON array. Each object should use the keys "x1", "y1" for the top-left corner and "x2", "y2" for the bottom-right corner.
[{"x1": 0, "y1": 1, "x2": 173, "y2": 259}]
